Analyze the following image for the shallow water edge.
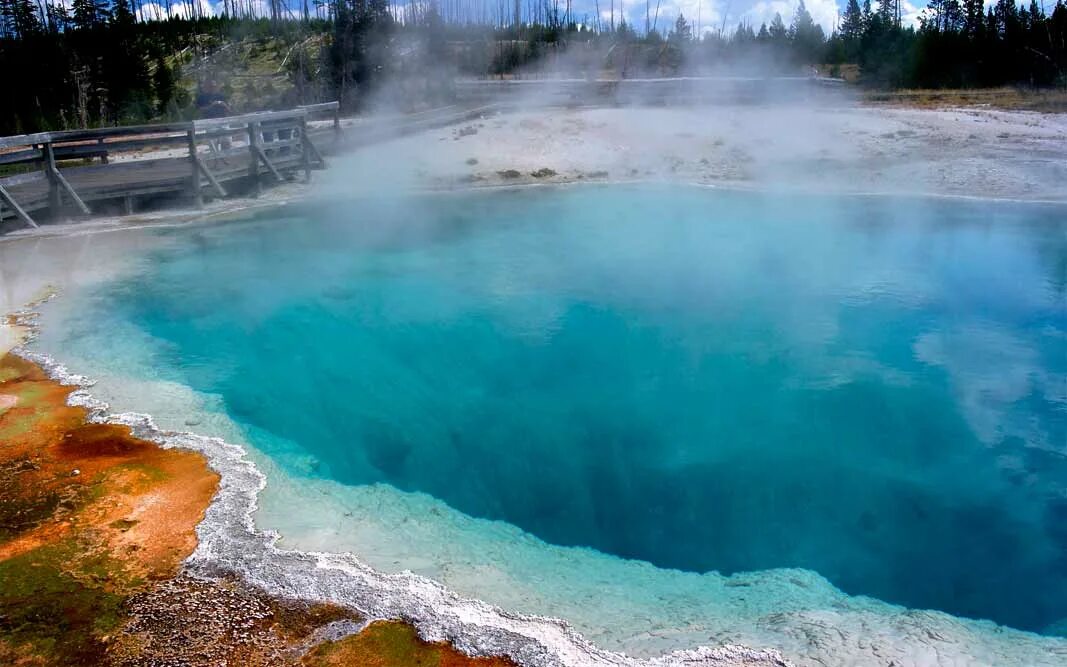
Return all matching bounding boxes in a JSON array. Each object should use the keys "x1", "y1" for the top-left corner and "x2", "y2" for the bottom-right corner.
[
  {"x1": 11, "y1": 283, "x2": 1067, "y2": 666},
  {"x1": 7, "y1": 300, "x2": 792, "y2": 667}
]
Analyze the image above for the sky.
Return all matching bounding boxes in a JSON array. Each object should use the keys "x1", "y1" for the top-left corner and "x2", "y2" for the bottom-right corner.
[
  {"x1": 136, "y1": 0, "x2": 931, "y2": 36},
  {"x1": 577, "y1": 0, "x2": 935, "y2": 34}
]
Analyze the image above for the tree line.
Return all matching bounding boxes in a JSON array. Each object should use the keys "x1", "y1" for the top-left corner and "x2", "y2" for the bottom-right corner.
[
  {"x1": 829, "y1": 0, "x2": 1067, "y2": 86},
  {"x1": 1, "y1": 0, "x2": 1065, "y2": 135}
]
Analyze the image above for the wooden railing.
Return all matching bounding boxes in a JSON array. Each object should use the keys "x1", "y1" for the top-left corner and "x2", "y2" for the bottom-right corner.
[{"x1": 0, "y1": 102, "x2": 340, "y2": 229}]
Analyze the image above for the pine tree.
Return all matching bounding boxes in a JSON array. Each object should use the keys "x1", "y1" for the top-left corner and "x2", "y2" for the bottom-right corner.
[
  {"x1": 879, "y1": 0, "x2": 900, "y2": 26},
  {"x1": 666, "y1": 13, "x2": 691, "y2": 70},
  {"x1": 1, "y1": 0, "x2": 41, "y2": 38},
  {"x1": 791, "y1": 0, "x2": 825, "y2": 61},
  {"x1": 671, "y1": 13, "x2": 692, "y2": 42},
  {"x1": 71, "y1": 0, "x2": 109, "y2": 29},
  {"x1": 1027, "y1": 0, "x2": 1041, "y2": 24},
  {"x1": 963, "y1": 0, "x2": 984, "y2": 35},
  {"x1": 769, "y1": 12, "x2": 788, "y2": 42},
  {"x1": 111, "y1": 0, "x2": 135, "y2": 28},
  {"x1": 842, "y1": 0, "x2": 865, "y2": 40},
  {"x1": 154, "y1": 55, "x2": 176, "y2": 115},
  {"x1": 942, "y1": 0, "x2": 963, "y2": 30},
  {"x1": 733, "y1": 22, "x2": 756, "y2": 43}
]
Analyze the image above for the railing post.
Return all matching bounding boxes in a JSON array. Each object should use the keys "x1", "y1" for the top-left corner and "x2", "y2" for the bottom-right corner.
[
  {"x1": 300, "y1": 116, "x2": 311, "y2": 183},
  {"x1": 187, "y1": 126, "x2": 202, "y2": 208},
  {"x1": 42, "y1": 142, "x2": 61, "y2": 218},
  {"x1": 333, "y1": 105, "x2": 341, "y2": 148},
  {"x1": 248, "y1": 121, "x2": 261, "y2": 198}
]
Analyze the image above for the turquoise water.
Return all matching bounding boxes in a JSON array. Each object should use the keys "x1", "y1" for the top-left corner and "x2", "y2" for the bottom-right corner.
[{"x1": 56, "y1": 186, "x2": 1067, "y2": 635}]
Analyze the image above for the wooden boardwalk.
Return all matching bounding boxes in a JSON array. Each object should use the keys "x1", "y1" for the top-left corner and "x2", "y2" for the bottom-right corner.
[
  {"x1": 0, "y1": 103, "x2": 340, "y2": 232},
  {"x1": 0, "y1": 102, "x2": 498, "y2": 234}
]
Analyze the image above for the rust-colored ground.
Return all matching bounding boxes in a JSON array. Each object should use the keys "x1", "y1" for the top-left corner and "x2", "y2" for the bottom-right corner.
[
  {"x1": 302, "y1": 620, "x2": 516, "y2": 667},
  {"x1": 0, "y1": 352, "x2": 517, "y2": 667},
  {"x1": 0, "y1": 352, "x2": 221, "y2": 664}
]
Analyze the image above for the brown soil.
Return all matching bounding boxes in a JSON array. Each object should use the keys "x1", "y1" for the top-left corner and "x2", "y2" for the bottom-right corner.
[
  {"x1": 0, "y1": 352, "x2": 517, "y2": 667},
  {"x1": 864, "y1": 86, "x2": 1067, "y2": 112},
  {"x1": 0, "y1": 354, "x2": 217, "y2": 575}
]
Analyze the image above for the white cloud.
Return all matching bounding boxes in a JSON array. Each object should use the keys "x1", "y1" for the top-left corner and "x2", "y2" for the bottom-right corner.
[
  {"x1": 742, "y1": 0, "x2": 839, "y2": 34},
  {"x1": 137, "y1": 0, "x2": 218, "y2": 21},
  {"x1": 597, "y1": 0, "x2": 722, "y2": 34},
  {"x1": 915, "y1": 323, "x2": 1065, "y2": 454},
  {"x1": 587, "y1": 0, "x2": 929, "y2": 34},
  {"x1": 136, "y1": 0, "x2": 281, "y2": 21}
]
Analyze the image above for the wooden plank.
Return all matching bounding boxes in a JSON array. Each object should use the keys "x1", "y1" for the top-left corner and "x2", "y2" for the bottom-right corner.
[
  {"x1": 299, "y1": 101, "x2": 340, "y2": 115},
  {"x1": 47, "y1": 122, "x2": 191, "y2": 142},
  {"x1": 197, "y1": 127, "x2": 252, "y2": 141},
  {"x1": 195, "y1": 109, "x2": 307, "y2": 131},
  {"x1": 259, "y1": 138, "x2": 303, "y2": 151},
  {"x1": 0, "y1": 131, "x2": 55, "y2": 150},
  {"x1": 3, "y1": 150, "x2": 308, "y2": 216},
  {"x1": 0, "y1": 148, "x2": 42, "y2": 166},
  {"x1": 260, "y1": 117, "x2": 304, "y2": 129},
  {"x1": 201, "y1": 144, "x2": 254, "y2": 161},
  {"x1": 0, "y1": 104, "x2": 336, "y2": 153},
  {"x1": 0, "y1": 183, "x2": 37, "y2": 228},
  {"x1": 76, "y1": 134, "x2": 189, "y2": 153},
  {"x1": 0, "y1": 170, "x2": 46, "y2": 187},
  {"x1": 53, "y1": 145, "x2": 109, "y2": 161},
  {"x1": 0, "y1": 123, "x2": 192, "y2": 150}
]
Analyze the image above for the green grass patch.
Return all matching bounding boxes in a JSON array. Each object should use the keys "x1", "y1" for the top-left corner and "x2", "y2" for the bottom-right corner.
[{"x1": 0, "y1": 540, "x2": 128, "y2": 664}]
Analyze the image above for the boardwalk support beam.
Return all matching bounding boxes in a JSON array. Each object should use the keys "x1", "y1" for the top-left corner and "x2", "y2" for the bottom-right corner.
[
  {"x1": 188, "y1": 127, "x2": 227, "y2": 202},
  {"x1": 194, "y1": 155, "x2": 227, "y2": 197},
  {"x1": 0, "y1": 183, "x2": 37, "y2": 228},
  {"x1": 300, "y1": 117, "x2": 312, "y2": 182},
  {"x1": 301, "y1": 129, "x2": 326, "y2": 169},
  {"x1": 248, "y1": 122, "x2": 262, "y2": 197},
  {"x1": 187, "y1": 128, "x2": 202, "y2": 207},
  {"x1": 42, "y1": 143, "x2": 60, "y2": 214},
  {"x1": 43, "y1": 142, "x2": 90, "y2": 217},
  {"x1": 252, "y1": 132, "x2": 284, "y2": 183},
  {"x1": 253, "y1": 145, "x2": 284, "y2": 182}
]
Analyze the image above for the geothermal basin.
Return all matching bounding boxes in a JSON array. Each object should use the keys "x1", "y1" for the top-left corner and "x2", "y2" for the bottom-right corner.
[{"x1": 15, "y1": 180, "x2": 1067, "y2": 666}]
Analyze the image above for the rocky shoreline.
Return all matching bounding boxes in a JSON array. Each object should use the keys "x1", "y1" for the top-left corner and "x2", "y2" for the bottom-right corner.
[
  {"x1": 0, "y1": 308, "x2": 528, "y2": 667},
  {"x1": 2, "y1": 301, "x2": 792, "y2": 667}
]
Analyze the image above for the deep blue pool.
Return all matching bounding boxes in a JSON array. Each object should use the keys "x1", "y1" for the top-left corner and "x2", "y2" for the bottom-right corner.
[{"x1": 58, "y1": 185, "x2": 1067, "y2": 634}]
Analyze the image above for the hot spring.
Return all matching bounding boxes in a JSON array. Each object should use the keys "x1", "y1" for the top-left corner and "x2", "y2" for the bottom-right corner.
[{"x1": 34, "y1": 184, "x2": 1067, "y2": 662}]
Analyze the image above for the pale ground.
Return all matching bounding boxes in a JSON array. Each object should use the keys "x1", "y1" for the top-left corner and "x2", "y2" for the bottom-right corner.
[{"x1": 320, "y1": 104, "x2": 1067, "y2": 202}]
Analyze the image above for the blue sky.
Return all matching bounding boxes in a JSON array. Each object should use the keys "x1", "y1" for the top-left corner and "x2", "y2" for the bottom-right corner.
[
  {"x1": 572, "y1": 0, "x2": 929, "y2": 34},
  {"x1": 137, "y1": 0, "x2": 930, "y2": 36}
]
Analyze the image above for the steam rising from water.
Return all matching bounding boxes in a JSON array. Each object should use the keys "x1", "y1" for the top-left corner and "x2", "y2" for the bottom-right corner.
[
  {"x1": 3, "y1": 92, "x2": 1066, "y2": 667},
  {"x1": 19, "y1": 182, "x2": 1067, "y2": 667}
]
